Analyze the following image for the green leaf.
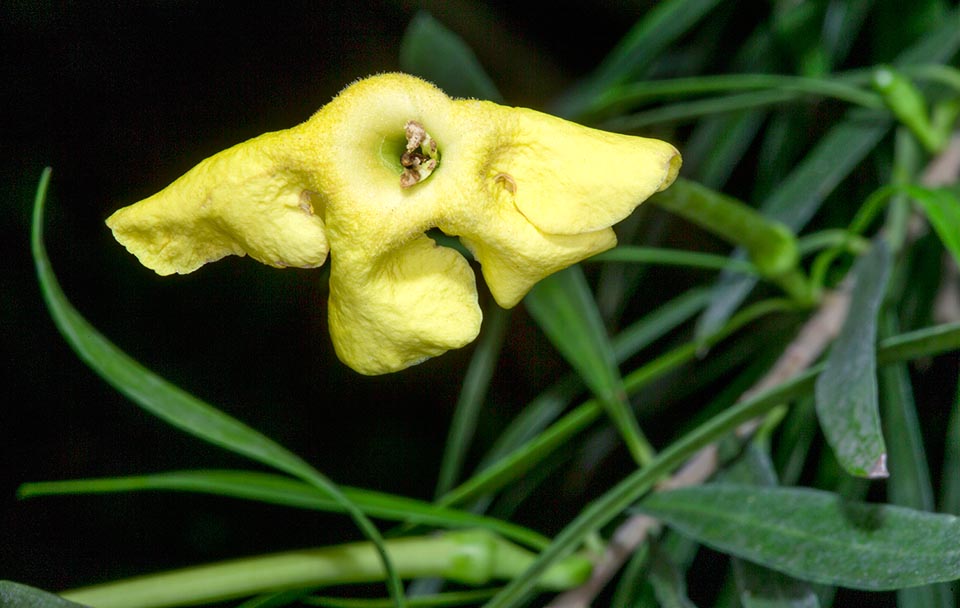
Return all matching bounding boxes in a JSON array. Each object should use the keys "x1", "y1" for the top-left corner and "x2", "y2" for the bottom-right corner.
[
  {"x1": 525, "y1": 266, "x2": 654, "y2": 465},
  {"x1": 943, "y1": 382, "x2": 960, "y2": 516},
  {"x1": 481, "y1": 323, "x2": 960, "y2": 608},
  {"x1": 18, "y1": 469, "x2": 549, "y2": 550},
  {"x1": 880, "y1": 313, "x2": 936, "y2": 511},
  {"x1": 647, "y1": 541, "x2": 698, "y2": 608},
  {"x1": 554, "y1": 0, "x2": 725, "y2": 118},
  {"x1": 734, "y1": 562, "x2": 820, "y2": 608},
  {"x1": 906, "y1": 185, "x2": 960, "y2": 268},
  {"x1": 0, "y1": 581, "x2": 87, "y2": 608},
  {"x1": 639, "y1": 484, "x2": 960, "y2": 590},
  {"x1": 399, "y1": 12, "x2": 502, "y2": 103},
  {"x1": 815, "y1": 240, "x2": 892, "y2": 478},
  {"x1": 435, "y1": 305, "x2": 510, "y2": 498},
  {"x1": 591, "y1": 246, "x2": 759, "y2": 275},
  {"x1": 723, "y1": 447, "x2": 820, "y2": 608},
  {"x1": 30, "y1": 169, "x2": 406, "y2": 607},
  {"x1": 306, "y1": 589, "x2": 498, "y2": 608}
]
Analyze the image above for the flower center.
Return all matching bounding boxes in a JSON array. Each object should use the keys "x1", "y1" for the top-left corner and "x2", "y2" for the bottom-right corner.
[{"x1": 400, "y1": 120, "x2": 440, "y2": 188}]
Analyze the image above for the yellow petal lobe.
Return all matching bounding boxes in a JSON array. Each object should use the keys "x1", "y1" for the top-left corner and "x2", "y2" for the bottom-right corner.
[
  {"x1": 328, "y1": 235, "x2": 482, "y2": 375},
  {"x1": 106, "y1": 131, "x2": 329, "y2": 275},
  {"x1": 472, "y1": 104, "x2": 681, "y2": 236}
]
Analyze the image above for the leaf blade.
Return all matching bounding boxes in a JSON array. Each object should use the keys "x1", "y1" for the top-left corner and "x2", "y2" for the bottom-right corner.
[
  {"x1": 639, "y1": 484, "x2": 960, "y2": 590},
  {"x1": 399, "y1": 12, "x2": 502, "y2": 103},
  {"x1": 907, "y1": 185, "x2": 960, "y2": 268},
  {"x1": 525, "y1": 266, "x2": 653, "y2": 465},
  {"x1": 815, "y1": 240, "x2": 892, "y2": 478},
  {"x1": 19, "y1": 470, "x2": 550, "y2": 550}
]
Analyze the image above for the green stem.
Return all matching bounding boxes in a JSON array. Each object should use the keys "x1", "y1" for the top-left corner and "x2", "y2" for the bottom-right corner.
[
  {"x1": 60, "y1": 531, "x2": 592, "y2": 608},
  {"x1": 591, "y1": 246, "x2": 760, "y2": 275},
  {"x1": 651, "y1": 179, "x2": 814, "y2": 304},
  {"x1": 592, "y1": 73, "x2": 883, "y2": 117},
  {"x1": 796, "y1": 230, "x2": 871, "y2": 258}
]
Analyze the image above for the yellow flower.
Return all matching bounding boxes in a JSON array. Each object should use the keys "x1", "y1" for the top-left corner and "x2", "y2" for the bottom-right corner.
[{"x1": 107, "y1": 73, "x2": 680, "y2": 375}]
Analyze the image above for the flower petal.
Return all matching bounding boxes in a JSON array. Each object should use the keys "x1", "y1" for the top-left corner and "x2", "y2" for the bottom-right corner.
[
  {"x1": 451, "y1": 217, "x2": 616, "y2": 309},
  {"x1": 328, "y1": 235, "x2": 482, "y2": 375},
  {"x1": 472, "y1": 104, "x2": 681, "y2": 236},
  {"x1": 106, "y1": 131, "x2": 329, "y2": 275}
]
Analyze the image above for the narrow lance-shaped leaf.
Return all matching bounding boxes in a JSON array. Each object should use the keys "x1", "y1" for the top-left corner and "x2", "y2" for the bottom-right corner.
[
  {"x1": 941, "y1": 383, "x2": 960, "y2": 515},
  {"x1": 18, "y1": 469, "x2": 550, "y2": 550},
  {"x1": 906, "y1": 185, "x2": 960, "y2": 268},
  {"x1": 553, "y1": 0, "x2": 725, "y2": 119},
  {"x1": 647, "y1": 541, "x2": 698, "y2": 608},
  {"x1": 525, "y1": 266, "x2": 653, "y2": 465},
  {"x1": 639, "y1": 484, "x2": 960, "y2": 590},
  {"x1": 815, "y1": 239, "x2": 892, "y2": 478},
  {"x1": 399, "y1": 11, "x2": 503, "y2": 103}
]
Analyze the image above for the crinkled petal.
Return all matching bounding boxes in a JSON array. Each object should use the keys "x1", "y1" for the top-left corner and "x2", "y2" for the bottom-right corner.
[
  {"x1": 106, "y1": 131, "x2": 329, "y2": 275},
  {"x1": 469, "y1": 104, "x2": 681, "y2": 236},
  {"x1": 328, "y1": 235, "x2": 482, "y2": 375},
  {"x1": 447, "y1": 210, "x2": 616, "y2": 308}
]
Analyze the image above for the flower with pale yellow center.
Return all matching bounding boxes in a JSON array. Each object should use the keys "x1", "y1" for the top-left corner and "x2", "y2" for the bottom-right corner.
[{"x1": 107, "y1": 73, "x2": 681, "y2": 374}]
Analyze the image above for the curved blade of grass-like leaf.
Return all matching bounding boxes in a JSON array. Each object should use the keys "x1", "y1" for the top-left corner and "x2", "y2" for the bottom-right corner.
[
  {"x1": 435, "y1": 305, "x2": 510, "y2": 498},
  {"x1": 941, "y1": 384, "x2": 960, "y2": 515},
  {"x1": 481, "y1": 323, "x2": 960, "y2": 608},
  {"x1": 883, "y1": 348, "x2": 954, "y2": 608},
  {"x1": 592, "y1": 74, "x2": 882, "y2": 117},
  {"x1": 880, "y1": 313, "x2": 936, "y2": 511},
  {"x1": 30, "y1": 169, "x2": 406, "y2": 607},
  {"x1": 0, "y1": 581, "x2": 87, "y2": 608},
  {"x1": 525, "y1": 266, "x2": 653, "y2": 465},
  {"x1": 815, "y1": 240, "x2": 891, "y2": 478},
  {"x1": 688, "y1": 110, "x2": 767, "y2": 189},
  {"x1": 906, "y1": 185, "x2": 960, "y2": 267},
  {"x1": 399, "y1": 11, "x2": 503, "y2": 103},
  {"x1": 647, "y1": 541, "x2": 697, "y2": 608},
  {"x1": 472, "y1": 288, "x2": 709, "y2": 481},
  {"x1": 591, "y1": 246, "x2": 759, "y2": 275},
  {"x1": 554, "y1": 0, "x2": 724, "y2": 118},
  {"x1": 639, "y1": 484, "x2": 960, "y2": 590},
  {"x1": 18, "y1": 470, "x2": 548, "y2": 550}
]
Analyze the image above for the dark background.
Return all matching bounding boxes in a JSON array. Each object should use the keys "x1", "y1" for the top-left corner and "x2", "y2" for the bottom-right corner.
[{"x1": 2, "y1": 0, "x2": 654, "y2": 593}]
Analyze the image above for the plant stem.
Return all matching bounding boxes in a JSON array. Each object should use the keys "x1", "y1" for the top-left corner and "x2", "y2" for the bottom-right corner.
[
  {"x1": 650, "y1": 179, "x2": 815, "y2": 304},
  {"x1": 60, "y1": 531, "x2": 592, "y2": 608}
]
